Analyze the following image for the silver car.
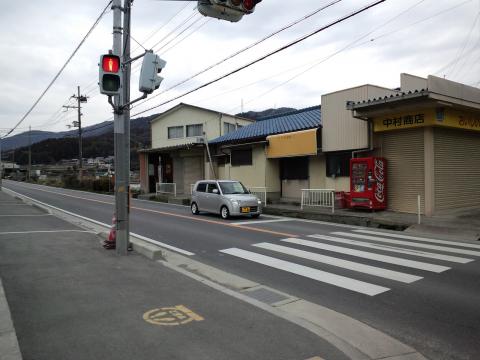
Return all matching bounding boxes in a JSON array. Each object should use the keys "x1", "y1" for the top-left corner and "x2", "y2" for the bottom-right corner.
[{"x1": 191, "y1": 180, "x2": 262, "y2": 219}]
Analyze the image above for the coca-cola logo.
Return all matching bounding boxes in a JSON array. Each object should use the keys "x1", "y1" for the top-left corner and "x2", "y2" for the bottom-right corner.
[{"x1": 374, "y1": 159, "x2": 385, "y2": 203}]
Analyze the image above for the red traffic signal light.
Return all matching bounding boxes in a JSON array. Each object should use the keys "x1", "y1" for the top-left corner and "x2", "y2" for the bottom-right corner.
[
  {"x1": 99, "y1": 54, "x2": 121, "y2": 96},
  {"x1": 242, "y1": 0, "x2": 255, "y2": 11},
  {"x1": 102, "y1": 55, "x2": 120, "y2": 73}
]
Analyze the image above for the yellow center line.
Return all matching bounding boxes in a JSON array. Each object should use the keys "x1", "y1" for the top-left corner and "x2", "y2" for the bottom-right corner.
[{"x1": 7, "y1": 183, "x2": 298, "y2": 238}]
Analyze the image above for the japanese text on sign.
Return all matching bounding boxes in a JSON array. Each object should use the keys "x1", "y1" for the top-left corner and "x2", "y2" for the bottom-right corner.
[{"x1": 382, "y1": 114, "x2": 425, "y2": 128}]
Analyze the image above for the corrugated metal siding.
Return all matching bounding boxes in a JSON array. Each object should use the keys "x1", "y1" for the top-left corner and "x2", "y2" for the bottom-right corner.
[
  {"x1": 322, "y1": 85, "x2": 398, "y2": 152},
  {"x1": 379, "y1": 129, "x2": 425, "y2": 213},
  {"x1": 434, "y1": 128, "x2": 480, "y2": 211}
]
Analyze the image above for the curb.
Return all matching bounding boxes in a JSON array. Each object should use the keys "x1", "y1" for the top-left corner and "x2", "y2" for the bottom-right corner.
[
  {"x1": 0, "y1": 279, "x2": 23, "y2": 360},
  {"x1": 3, "y1": 187, "x2": 428, "y2": 360},
  {"x1": 263, "y1": 207, "x2": 409, "y2": 231}
]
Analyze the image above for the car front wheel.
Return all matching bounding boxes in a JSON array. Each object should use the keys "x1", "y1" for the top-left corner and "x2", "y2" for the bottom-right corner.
[
  {"x1": 191, "y1": 202, "x2": 199, "y2": 215},
  {"x1": 220, "y1": 206, "x2": 230, "y2": 220}
]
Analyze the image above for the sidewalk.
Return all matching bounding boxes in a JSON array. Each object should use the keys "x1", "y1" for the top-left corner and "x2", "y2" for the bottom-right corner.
[
  {"x1": 0, "y1": 190, "x2": 346, "y2": 360},
  {"x1": 263, "y1": 203, "x2": 480, "y2": 242}
]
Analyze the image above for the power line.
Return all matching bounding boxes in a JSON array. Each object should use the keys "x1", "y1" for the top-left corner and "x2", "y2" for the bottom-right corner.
[
  {"x1": 1, "y1": 0, "x2": 113, "y2": 139},
  {"x1": 162, "y1": 18, "x2": 211, "y2": 55},
  {"x1": 131, "y1": 0, "x2": 386, "y2": 118},
  {"x1": 133, "y1": 0, "x2": 343, "y2": 109}
]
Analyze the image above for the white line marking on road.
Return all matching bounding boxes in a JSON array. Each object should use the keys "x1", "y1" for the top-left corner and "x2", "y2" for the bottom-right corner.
[
  {"x1": 293, "y1": 236, "x2": 453, "y2": 272},
  {"x1": 232, "y1": 218, "x2": 296, "y2": 226},
  {"x1": 130, "y1": 233, "x2": 195, "y2": 256},
  {"x1": 220, "y1": 248, "x2": 390, "y2": 296},
  {"x1": 3, "y1": 187, "x2": 195, "y2": 256},
  {"x1": 332, "y1": 232, "x2": 480, "y2": 257},
  {"x1": 0, "y1": 214, "x2": 53, "y2": 217},
  {"x1": 253, "y1": 242, "x2": 422, "y2": 283},
  {"x1": 306, "y1": 234, "x2": 472, "y2": 264},
  {"x1": 354, "y1": 229, "x2": 480, "y2": 249},
  {"x1": 0, "y1": 230, "x2": 93, "y2": 235}
]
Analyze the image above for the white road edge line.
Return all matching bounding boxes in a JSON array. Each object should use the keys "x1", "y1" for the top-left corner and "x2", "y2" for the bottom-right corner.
[
  {"x1": 232, "y1": 218, "x2": 296, "y2": 226},
  {"x1": 333, "y1": 232, "x2": 480, "y2": 257},
  {"x1": 354, "y1": 229, "x2": 480, "y2": 249},
  {"x1": 2, "y1": 187, "x2": 195, "y2": 257},
  {"x1": 253, "y1": 242, "x2": 422, "y2": 283},
  {"x1": 0, "y1": 214, "x2": 53, "y2": 217},
  {"x1": 0, "y1": 230, "x2": 94, "y2": 235},
  {"x1": 220, "y1": 248, "x2": 390, "y2": 296}
]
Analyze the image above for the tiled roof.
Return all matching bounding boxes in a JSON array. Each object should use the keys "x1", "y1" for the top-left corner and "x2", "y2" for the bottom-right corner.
[
  {"x1": 347, "y1": 89, "x2": 429, "y2": 109},
  {"x1": 209, "y1": 106, "x2": 321, "y2": 145}
]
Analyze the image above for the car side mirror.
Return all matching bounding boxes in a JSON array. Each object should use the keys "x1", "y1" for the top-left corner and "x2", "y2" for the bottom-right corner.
[{"x1": 212, "y1": 188, "x2": 219, "y2": 194}]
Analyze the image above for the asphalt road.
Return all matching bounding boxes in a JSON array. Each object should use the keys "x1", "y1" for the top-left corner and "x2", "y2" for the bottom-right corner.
[{"x1": 3, "y1": 180, "x2": 480, "y2": 360}]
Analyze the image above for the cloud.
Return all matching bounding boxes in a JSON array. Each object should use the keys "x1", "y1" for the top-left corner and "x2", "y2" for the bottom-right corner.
[{"x1": 1, "y1": 0, "x2": 479, "y2": 137}]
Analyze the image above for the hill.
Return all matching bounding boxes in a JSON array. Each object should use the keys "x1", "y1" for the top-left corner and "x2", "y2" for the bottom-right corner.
[{"x1": 236, "y1": 107, "x2": 297, "y2": 120}]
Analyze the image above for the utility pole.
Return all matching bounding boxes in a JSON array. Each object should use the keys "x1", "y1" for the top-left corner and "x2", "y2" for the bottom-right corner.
[
  {"x1": 112, "y1": 0, "x2": 130, "y2": 255},
  {"x1": 28, "y1": 126, "x2": 31, "y2": 181},
  {"x1": 0, "y1": 136, "x2": 3, "y2": 190},
  {"x1": 63, "y1": 86, "x2": 87, "y2": 180}
]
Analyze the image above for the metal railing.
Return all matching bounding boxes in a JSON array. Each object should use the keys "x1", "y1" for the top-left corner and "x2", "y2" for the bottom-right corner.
[
  {"x1": 249, "y1": 186, "x2": 267, "y2": 207},
  {"x1": 301, "y1": 189, "x2": 335, "y2": 213},
  {"x1": 156, "y1": 183, "x2": 176, "y2": 197}
]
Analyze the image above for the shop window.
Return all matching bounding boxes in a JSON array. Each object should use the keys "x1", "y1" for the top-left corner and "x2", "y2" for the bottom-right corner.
[
  {"x1": 326, "y1": 152, "x2": 351, "y2": 177},
  {"x1": 168, "y1": 126, "x2": 184, "y2": 139},
  {"x1": 231, "y1": 148, "x2": 252, "y2": 166},
  {"x1": 280, "y1": 157, "x2": 309, "y2": 180},
  {"x1": 224, "y1": 122, "x2": 236, "y2": 134},
  {"x1": 186, "y1": 124, "x2": 203, "y2": 137}
]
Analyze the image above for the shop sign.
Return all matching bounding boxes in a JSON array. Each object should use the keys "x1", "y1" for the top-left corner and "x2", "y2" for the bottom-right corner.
[{"x1": 374, "y1": 108, "x2": 480, "y2": 132}]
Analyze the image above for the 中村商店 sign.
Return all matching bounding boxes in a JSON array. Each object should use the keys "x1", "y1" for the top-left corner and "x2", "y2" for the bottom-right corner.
[{"x1": 373, "y1": 108, "x2": 480, "y2": 132}]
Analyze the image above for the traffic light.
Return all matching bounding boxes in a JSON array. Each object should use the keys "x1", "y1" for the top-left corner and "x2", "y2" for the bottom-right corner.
[
  {"x1": 99, "y1": 54, "x2": 121, "y2": 96},
  {"x1": 139, "y1": 52, "x2": 166, "y2": 94},
  {"x1": 197, "y1": 0, "x2": 262, "y2": 22}
]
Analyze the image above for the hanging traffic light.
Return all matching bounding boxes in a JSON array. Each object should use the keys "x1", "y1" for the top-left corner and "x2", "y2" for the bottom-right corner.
[
  {"x1": 198, "y1": 0, "x2": 262, "y2": 22},
  {"x1": 99, "y1": 54, "x2": 121, "y2": 96}
]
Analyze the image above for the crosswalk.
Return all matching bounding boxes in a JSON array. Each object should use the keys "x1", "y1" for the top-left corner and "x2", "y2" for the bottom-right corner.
[{"x1": 220, "y1": 229, "x2": 480, "y2": 296}]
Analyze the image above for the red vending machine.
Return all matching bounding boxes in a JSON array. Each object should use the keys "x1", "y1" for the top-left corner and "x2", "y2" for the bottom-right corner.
[{"x1": 349, "y1": 157, "x2": 387, "y2": 210}]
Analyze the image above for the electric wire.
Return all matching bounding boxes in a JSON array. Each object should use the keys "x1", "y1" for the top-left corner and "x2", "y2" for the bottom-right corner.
[
  {"x1": 132, "y1": 0, "x2": 343, "y2": 108},
  {"x1": 1, "y1": 0, "x2": 113, "y2": 139},
  {"x1": 131, "y1": 0, "x2": 386, "y2": 118}
]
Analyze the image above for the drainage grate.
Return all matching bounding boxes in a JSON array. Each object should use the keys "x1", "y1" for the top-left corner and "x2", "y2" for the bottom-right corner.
[{"x1": 243, "y1": 286, "x2": 290, "y2": 305}]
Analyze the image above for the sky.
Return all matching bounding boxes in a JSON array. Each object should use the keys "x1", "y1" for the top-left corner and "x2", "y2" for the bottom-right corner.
[{"x1": 1, "y1": 0, "x2": 479, "y2": 138}]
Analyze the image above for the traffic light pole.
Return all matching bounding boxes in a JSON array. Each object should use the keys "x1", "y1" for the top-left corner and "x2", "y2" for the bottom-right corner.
[
  {"x1": 112, "y1": 0, "x2": 130, "y2": 255},
  {"x1": 77, "y1": 86, "x2": 83, "y2": 180}
]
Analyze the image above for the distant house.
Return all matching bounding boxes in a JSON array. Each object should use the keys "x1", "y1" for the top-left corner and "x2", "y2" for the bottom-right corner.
[{"x1": 138, "y1": 103, "x2": 254, "y2": 194}]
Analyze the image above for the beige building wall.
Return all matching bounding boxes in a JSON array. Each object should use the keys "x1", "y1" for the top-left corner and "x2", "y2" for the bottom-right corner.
[
  {"x1": 217, "y1": 145, "x2": 267, "y2": 188},
  {"x1": 325, "y1": 177, "x2": 350, "y2": 191},
  {"x1": 322, "y1": 85, "x2": 399, "y2": 152},
  {"x1": 309, "y1": 155, "x2": 326, "y2": 189},
  {"x1": 400, "y1": 73, "x2": 428, "y2": 92},
  {"x1": 151, "y1": 106, "x2": 253, "y2": 149}
]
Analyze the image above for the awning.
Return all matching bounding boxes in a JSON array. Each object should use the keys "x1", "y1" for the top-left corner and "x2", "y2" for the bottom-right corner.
[{"x1": 266, "y1": 128, "x2": 319, "y2": 158}]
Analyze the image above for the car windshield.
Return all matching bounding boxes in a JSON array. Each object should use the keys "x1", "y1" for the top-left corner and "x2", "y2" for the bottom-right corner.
[{"x1": 219, "y1": 181, "x2": 249, "y2": 195}]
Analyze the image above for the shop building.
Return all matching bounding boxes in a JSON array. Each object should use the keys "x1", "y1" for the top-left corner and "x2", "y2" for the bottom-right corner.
[
  {"x1": 138, "y1": 103, "x2": 254, "y2": 194},
  {"x1": 208, "y1": 106, "x2": 322, "y2": 202},
  {"x1": 347, "y1": 74, "x2": 480, "y2": 215}
]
